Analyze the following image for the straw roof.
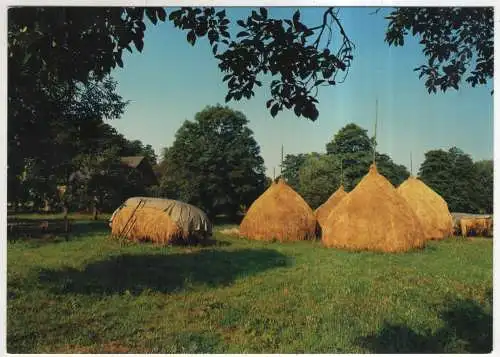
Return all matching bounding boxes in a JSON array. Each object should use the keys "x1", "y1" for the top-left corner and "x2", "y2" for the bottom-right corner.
[
  {"x1": 314, "y1": 185, "x2": 347, "y2": 230},
  {"x1": 397, "y1": 176, "x2": 453, "y2": 240},
  {"x1": 322, "y1": 164, "x2": 425, "y2": 253},
  {"x1": 239, "y1": 178, "x2": 317, "y2": 241}
]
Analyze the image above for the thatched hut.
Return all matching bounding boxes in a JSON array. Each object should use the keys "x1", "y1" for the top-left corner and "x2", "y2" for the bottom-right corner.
[
  {"x1": 110, "y1": 197, "x2": 212, "y2": 244},
  {"x1": 322, "y1": 164, "x2": 426, "y2": 253},
  {"x1": 396, "y1": 176, "x2": 453, "y2": 240},
  {"x1": 239, "y1": 178, "x2": 317, "y2": 241},
  {"x1": 314, "y1": 185, "x2": 347, "y2": 230}
]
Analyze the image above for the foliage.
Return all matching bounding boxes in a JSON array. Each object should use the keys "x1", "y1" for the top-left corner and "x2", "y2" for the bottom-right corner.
[
  {"x1": 297, "y1": 154, "x2": 341, "y2": 209},
  {"x1": 385, "y1": 7, "x2": 493, "y2": 93},
  {"x1": 7, "y1": 220, "x2": 492, "y2": 353},
  {"x1": 9, "y1": 7, "x2": 492, "y2": 126},
  {"x1": 281, "y1": 153, "x2": 309, "y2": 191},
  {"x1": 473, "y1": 160, "x2": 493, "y2": 214},
  {"x1": 158, "y1": 105, "x2": 267, "y2": 217},
  {"x1": 325, "y1": 123, "x2": 408, "y2": 190},
  {"x1": 418, "y1": 147, "x2": 488, "y2": 213}
]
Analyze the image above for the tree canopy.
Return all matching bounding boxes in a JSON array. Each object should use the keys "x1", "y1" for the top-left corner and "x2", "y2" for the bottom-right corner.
[
  {"x1": 419, "y1": 147, "x2": 492, "y2": 213},
  {"x1": 158, "y1": 105, "x2": 267, "y2": 218},
  {"x1": 8, "y1": 6, "x2": 492, "y2": 122}
]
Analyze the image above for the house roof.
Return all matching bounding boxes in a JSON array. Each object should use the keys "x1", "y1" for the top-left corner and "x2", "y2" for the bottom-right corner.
[{"x1": 120, "y1": 156, "x2": 146, "y2": 168}]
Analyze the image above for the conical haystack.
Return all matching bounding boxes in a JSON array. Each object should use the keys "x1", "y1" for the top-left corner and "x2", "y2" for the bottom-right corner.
[
  {"x1": 397, "y1": 176, "x2": 453, "y2": 240},
  {"x1": 314, "y1": 185, "x2": 347, "y2": 230},
  {"x1": 239, "y1": 178, "x2": 317, "y2": 241},
  {"x1": 322, "y1": 164, "x2": 426, "y2": 252}
]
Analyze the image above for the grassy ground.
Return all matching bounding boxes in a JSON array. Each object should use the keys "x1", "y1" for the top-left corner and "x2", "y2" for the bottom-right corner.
[{"x1": 7, "y1": 219, "x2": 492, "y2": 353}]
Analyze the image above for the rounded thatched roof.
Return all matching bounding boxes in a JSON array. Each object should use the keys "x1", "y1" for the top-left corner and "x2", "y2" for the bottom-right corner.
[
  {"x1": 397, "y1": 176, "x2": 453, "y2": 240},
  {"x1": 322, "y1": 164, "x2": 425, "y2": 252},
  {"x1": 314, "y1": 185, "x2": 347, "y2": 230},
  {"x1": 239, "y1": 178, "x2": 317, "y2": 241}
]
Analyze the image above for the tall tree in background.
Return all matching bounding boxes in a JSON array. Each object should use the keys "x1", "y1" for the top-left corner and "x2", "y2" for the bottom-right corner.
[
  {"x1": 159, "y1": 105, "x2": 267, "y2": 218},
  {"x1": 419, "y1": 147, "x2": 485, "y2": 213},
  {"x1": 325, "y1": 123, "x2": 373, "y2": 191},
  {"x1": 281, "y1": 153, "x2": 309, "y2": 191},
  {"x1": 297, "y1": 154, "x2": 341, "y2": 209},
  {"x1": 474, "y1": 160, "x2": 493, "y2": 214}
]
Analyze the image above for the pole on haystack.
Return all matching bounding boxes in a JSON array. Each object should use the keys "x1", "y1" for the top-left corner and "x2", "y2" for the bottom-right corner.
[
  {"x1": 373, "y1": 98, "x2": 378, "y2": 164},
  {"x1": 410, "y1": 151, "x2": 413, "y2": 176},
  {"x1": 280, "y1": 144, "x2": 284, "y2": 176},
  {"x1": 273, "y1": 167, "x2": 276, "y2": 180}
]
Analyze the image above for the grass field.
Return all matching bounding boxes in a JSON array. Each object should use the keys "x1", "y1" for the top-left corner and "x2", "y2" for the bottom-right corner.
[{"x1": 7, "y1": 217, "x2": 493, "y2": 353}]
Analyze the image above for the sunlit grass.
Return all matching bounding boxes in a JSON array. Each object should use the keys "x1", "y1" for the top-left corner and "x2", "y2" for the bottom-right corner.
[{"x1": 7, "y1": 220, "x2": 492, "y2": 353}]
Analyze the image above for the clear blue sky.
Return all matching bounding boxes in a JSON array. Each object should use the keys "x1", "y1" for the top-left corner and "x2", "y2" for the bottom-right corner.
[{"x1": 109, "y1": 7, "x2": 493, "y2": 177}]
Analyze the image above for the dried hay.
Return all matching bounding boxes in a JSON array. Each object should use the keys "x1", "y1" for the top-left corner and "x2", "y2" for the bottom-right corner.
[
  {"x1": 322, "y1": 164, "x2": 426, "y2": 253},
  {"x1": 239, "y1": 178, "x2": 317, "y2": 241},
  {"x1": 460, "y1": 217, "x2": 493, "y2": 237},
  {"x1": 314, "y1": 185, "x2": 347, "y2": 230},
  {"x1": 397, "y1": 176, "x2": 453, "y2": 240},
  {"x1": 219, "y1": 227, "x2": 240, "y2": 236},
  {"x1": 111, "y1": 206, "x2": 207, "y2": 244}
]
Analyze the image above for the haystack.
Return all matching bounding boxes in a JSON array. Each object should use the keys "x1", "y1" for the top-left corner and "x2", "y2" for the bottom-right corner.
[
  {"x1": 314, "y1": 185, "x2": 347, "y2": 230},
  {"x1": 322, "y1": 164, "x2": 426, "y2": 253},
  {"x1": 460, "y1": 216, "x2": 493, "y2": 237},
  {"x1": 110, "y1": 197, "x2": 212, "y2": 244},
  {"x1": 397, "y1": 176, "x2": 453, "y2": 240},
  {"x1": 239, "y1": 178, "x2": 317, "y2": 241}
]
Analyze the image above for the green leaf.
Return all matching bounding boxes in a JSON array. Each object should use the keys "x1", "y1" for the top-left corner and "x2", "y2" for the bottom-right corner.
[
  {"x1": 237, "y1": 31, "x2": 249, "y2": 38},
  {"x1": 187, "y1": 31, "x2": 196, "y2": 45},
  {"x1": 260, "y1": 8, "x2": 268, "y2": 19},
  {"x1": 157, "y1": 8, "x2": 166, "y2": 22},
  {"x1": 270, "y1": 103, "x2": 280, "y2": 117}
]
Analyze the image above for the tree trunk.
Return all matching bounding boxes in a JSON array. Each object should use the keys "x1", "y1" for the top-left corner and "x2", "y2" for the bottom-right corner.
[{"x1": 62, "y1": 202, "x2": 70, "y2": 240}]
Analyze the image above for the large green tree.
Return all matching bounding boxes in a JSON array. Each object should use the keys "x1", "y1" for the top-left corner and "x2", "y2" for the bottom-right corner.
[
  {"x1": 474, "y1": 160, "x2": 493, "y2": 214},
  {"x1": 325, "y1": 123, "x2": 409, "y2": 190},
  {"x1": 297, "y1": 153, "x2": 341, "y2": 209},
  {"x1": 419, "y1": 147, "x2": 482, "y2": 213},
  {"x1": 159, "y1": 105, "x2": 267, "y2": 217},
  {"x1": 281, "y1": 153, "x2": 309, "y2": 191}
]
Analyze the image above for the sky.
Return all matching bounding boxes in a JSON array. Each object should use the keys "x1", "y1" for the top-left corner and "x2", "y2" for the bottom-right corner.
[{"x1": 109, "y1": 7, "x2": 494, "y2": 177}]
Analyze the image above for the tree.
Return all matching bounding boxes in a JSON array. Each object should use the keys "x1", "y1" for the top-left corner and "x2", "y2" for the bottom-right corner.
[
  {"x1": 159, "y1": 105, "x2": 267, "y2": 217},
  {"x1": 375, "y1": 153, "x2": 410, "y2": 187},
  {"x1": 325, "y1": 123, "x2": 373, "y2": 191},
  {"x1": 419, "y1": 147, "x2": 479, "y2": 212},
  {"x1": 385, "y1": 7, "x2": 493, "y2": 93},
  {"x1": 281, "y1": 153, "x2": 309, "y2": 191},
  {"x1": 11, "y1": 7, "x2": 489, "y2": 123},
  {"x1": 325, "y1": 123, "x2": 409, "y2": 190},
  {"x1": 474, "y1": 160, "x2": 493, "y2": 214},
  {"x1": 297, "y1": 154, "x2": 340, "y2": 209}
]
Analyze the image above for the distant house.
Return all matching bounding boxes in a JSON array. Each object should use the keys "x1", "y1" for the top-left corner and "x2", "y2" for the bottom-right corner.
[{"x1": 120, "y1": 156, "x2": 158, "y2": 186}]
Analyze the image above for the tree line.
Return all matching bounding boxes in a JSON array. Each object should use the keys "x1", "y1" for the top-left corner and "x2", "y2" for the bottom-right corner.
[
  {"x1": 7, "y1": 7, "x2": 492, "y2": 216},
  {"x1": 281, "y1": 124, "x2": 493, "y2": 214}
]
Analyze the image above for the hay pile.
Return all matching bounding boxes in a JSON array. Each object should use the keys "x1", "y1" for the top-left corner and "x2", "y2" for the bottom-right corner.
[
  {"x1": 314, "y1": 185, "x2": 347, "y2": 230},
  {"x1": 322, "y1": 164, "x2": 425, "y2": 253},
  {"x1": 239, "y1": 178, "x2": 317, "y2": 241},
  {"x1": 397, "y1": 176, "x2": 453, "y2": 240},
  {"x1": 110, "y1": 197, "x2": 212, "y2": 244},
  {"x1": 460, "y1": 216, "x2": 493, "y2": 237}
]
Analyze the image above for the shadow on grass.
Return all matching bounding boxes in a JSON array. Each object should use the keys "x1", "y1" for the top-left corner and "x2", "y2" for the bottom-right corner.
[
  {"x1": 38, "y1": 248, "x2": 291, "y2": 296},
  {"x1": 358, "y1": 290, "x2": 493, "y2": 353},
  {"x1": 7, "y1": 220, "x2": 111, "y2": 247}
]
